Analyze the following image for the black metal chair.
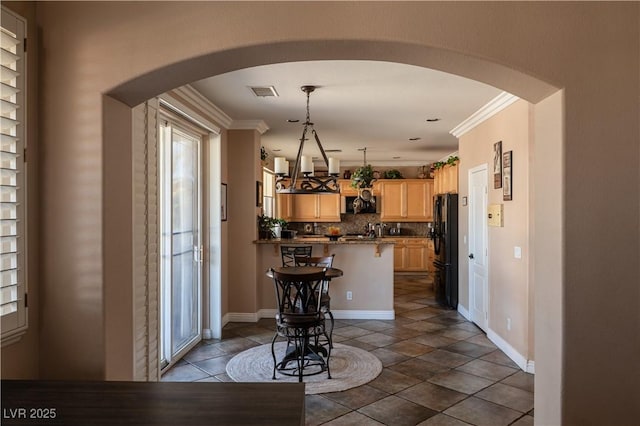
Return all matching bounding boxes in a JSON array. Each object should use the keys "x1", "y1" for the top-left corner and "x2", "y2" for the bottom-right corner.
[
  {"x1": 269, "y1": 268, "x2": 331, "y2": 382},
  {"x1": 280, "y1": 245, "x2": 312, "y2": 267},
  {"x1": 294, "y1": 254, "x2": 335, "y2": 347}
]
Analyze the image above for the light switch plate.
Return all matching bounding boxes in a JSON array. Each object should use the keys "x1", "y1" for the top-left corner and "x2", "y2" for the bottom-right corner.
[
  {"x1": 487, "y1": 204, "x2": 504, "y2": 227},
  {"x1": 514, "y1": 246, "x2": 522, "y2": 259}
]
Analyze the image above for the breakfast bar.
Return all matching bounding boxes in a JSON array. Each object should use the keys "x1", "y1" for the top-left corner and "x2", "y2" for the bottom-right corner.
[{"x1": 256, "y1": 237, "x2": 395, "y2": 320}]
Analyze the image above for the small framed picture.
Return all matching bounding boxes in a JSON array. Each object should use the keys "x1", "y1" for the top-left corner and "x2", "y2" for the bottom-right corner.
[
  {"x1": 503, "y1": 151, "x2": 513, "y2": 201},
  {"x1": 256, "y1": 181, "x2": 263, "y2": 207},
  {"x1": 493, "y1": 141, "x2": 502, "y2": 189},
  {"x1": 221, "y1": 183, "x2": 228, "y2": 221}
]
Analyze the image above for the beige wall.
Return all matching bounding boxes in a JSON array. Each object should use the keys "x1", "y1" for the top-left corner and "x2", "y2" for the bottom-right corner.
[
  {"x1": 1, "y1": 2, "x2": 638, "y2": 424},
  {"x1": 458, "y1": 100, "x2": 532, "y2": 361},
  {"x1": 227, "y1": 130, "x2": 261, "y2": 315}
]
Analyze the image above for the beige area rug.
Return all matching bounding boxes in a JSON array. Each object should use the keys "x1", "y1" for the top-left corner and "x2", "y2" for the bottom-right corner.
[{"x1": 226, "y1": 342, "x2": 383, "y2": 395}]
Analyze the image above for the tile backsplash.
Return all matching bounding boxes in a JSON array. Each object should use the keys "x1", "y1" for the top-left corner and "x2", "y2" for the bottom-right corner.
[{"x1": 287, "y1": 213, "x2": 430, "y2": 237}]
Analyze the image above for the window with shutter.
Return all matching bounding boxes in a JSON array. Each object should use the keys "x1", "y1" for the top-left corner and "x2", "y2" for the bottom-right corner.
[{"x1": 1, "y1": 7, "x2": 27, "y2": 343}]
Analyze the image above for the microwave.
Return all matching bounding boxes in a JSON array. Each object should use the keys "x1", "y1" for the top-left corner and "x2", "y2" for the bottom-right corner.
[{"x1": 342, "y1": 196, "x2": 379, "y2": 214}]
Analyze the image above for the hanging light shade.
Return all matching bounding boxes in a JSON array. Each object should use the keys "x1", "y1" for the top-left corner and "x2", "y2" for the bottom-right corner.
[{"x1": 274, "y1": 86, "x2": 340, "y2": 194}]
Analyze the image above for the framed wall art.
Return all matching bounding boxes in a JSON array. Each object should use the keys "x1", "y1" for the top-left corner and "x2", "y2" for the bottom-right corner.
[
  {"x1": 256, "y1": 181, "x2": 263, "y2": 207},
  {"x1": 503, "y1": 151, "x2": 513, "y2": 201},
  {"x1": 221, "y1": 183, "x2": 228, "y2": 221},
  {"x1": 493, "y1": 141, "x2": 502, "y2": 188}
]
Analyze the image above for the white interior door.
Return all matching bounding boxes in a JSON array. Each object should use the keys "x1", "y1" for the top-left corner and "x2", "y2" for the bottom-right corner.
[
  {"x1": 468, "y1": 165, "x2": 489, "y2": 331},
  {"x1": 159, "y1": 123, "x2": 203, "y2": 369}
]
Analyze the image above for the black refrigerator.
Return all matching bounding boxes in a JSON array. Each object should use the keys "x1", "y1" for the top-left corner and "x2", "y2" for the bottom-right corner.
[{"x1": 431, "y1": 193, "x2": 458, "y2": 309}]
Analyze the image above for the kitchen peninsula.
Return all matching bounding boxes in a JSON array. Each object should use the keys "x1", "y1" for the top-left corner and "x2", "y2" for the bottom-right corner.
[{"x1": 256, "y1": 237, "x2": 395, "y2": 319}]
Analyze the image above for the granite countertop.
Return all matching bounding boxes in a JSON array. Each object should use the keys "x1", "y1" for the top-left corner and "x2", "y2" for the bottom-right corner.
[{"x1": 254, "y1": 236, "x2": 395, "y2": 244}]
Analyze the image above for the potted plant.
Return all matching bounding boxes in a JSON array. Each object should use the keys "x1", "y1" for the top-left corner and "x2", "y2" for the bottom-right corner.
[
  {"x1": 383, "y1": 169, "x2": 403, "y2": 179},
  {"x1": 271, "y1": 218, "x2": 288, "y2": 239},
  {"x1": 350, "y1": 164, "x2": 375, "y2": 188},
  {"x1": 257, "y1": 214, "x2": 275, "y2": 239}
]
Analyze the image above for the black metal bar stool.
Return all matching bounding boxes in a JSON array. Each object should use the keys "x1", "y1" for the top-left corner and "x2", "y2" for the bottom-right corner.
[{"x1": 269, "y1": 267, "x2": 332, "y2": 382}]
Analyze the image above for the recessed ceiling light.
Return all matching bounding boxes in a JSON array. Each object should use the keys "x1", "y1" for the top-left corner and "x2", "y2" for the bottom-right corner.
[
  {"x1": 409, "y1": 137, "x2": 422, "y2": 141},
  {"x1": 426, "y1": 118, "x2": 441, "y2": 122},
  {"x1": 272, "y1": 149, "x2": 281, "y2": 152},
  {"x1": 287, "y1": 119, "x2": 300, "y2": 123}
]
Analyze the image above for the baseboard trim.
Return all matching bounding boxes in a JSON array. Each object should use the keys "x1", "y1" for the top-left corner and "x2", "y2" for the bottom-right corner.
[
  {"x1": 332, "y1": 310, "x2": 395, "y2": 320},
  {"x1": 457, "y1": 304, "x2": 471, "y2": 320},
  {"x1": 225, "y1": 312, "x2": 260, "y2": 322},
  {"x1": 526, "y1": 360, "x2": 535, "y2": 374},
  {"x1": 487, "y1": 328, "x2": 534, "y2": 374}
]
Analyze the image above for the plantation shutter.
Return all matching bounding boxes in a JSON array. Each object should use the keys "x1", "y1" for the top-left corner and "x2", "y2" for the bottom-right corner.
[
  {"x1": 1, "y1": 8, "x2": 27, "y2": 341},
  {"x1": 132, "y1": 99, "x2": 160, "y2": 381}
]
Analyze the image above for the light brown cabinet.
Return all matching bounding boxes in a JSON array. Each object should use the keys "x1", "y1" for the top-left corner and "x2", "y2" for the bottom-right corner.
[
  {"x1": 276, "y1": 192, "x2": 293, "y2": 222},
  {"x1": 388, "y1": 237, "x2": 432, "y2": 272},
  {"x1": 379, "y1": 179, "x2": 433, "y2": 222},
  {"x1": 276, "y1": 193, "x2": 340, "y2": 222},
  {"x1": 434, "y1": 163, "x2": 458, "y2": 194},
  {"x1": 338, "y1": 179, "x2": 358, "y2": 196}
]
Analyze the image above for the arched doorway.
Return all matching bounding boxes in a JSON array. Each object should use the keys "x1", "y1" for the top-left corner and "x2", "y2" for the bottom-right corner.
[{"x1": 104, "y1": 39, "x2": 562, "y2": 424}]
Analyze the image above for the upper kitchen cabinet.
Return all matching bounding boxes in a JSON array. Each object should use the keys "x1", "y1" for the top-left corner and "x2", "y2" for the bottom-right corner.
[
  {"x1": 277, "y1": 193, "x2": 341, "y2": 222},
  {"x1": 274, "y1": 178, "x2": 340, "y2": 222},
  {"x1": 276, "y1": 192, "x2": 293, "y2": 222},
  {"x1": 338, "y1": 179, "x2": 358, "y2": 197},
  {"x1": 379, "y1": 179, "x2": 434, "y2": 222},
  {"x1": 339, "y1": 179, "x2": 381, "y2": 196},
  {"x1": 434, "y1": 163, "x2": 459, "y2": 194}
]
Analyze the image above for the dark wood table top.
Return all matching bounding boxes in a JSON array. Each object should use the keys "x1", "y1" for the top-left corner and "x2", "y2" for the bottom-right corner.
[
  {"x1": 266, "y1": 266, "x2": 343, "y2": 279},
  {"x1": 1, "y1": 380, "x2": 304, "y2": 426}
]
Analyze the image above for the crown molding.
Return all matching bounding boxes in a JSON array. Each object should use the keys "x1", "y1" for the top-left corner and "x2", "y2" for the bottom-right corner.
[
  {"x1": 166, "y1": 84, "x2": 233, "y2": 130},
  {"x1": 230, "y1": 120, "x2": 270, "y2": 135},
  {"x1": 449, "y1": 92, "x2": 520, "y2": 138}
]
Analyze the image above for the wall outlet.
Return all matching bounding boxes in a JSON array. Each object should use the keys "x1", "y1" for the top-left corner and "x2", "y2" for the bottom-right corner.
[
  {"x1": 507, "y1": 317, "x2": 512, "y2": 331},
  {"x1": 346, "y1": 291, "x2": 353, "y2": 301}
]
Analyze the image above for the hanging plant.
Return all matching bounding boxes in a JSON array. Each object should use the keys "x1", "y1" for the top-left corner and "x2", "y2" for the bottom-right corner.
[{"x1": 351, "y1": 164, "x2": 375, "y2": 188}]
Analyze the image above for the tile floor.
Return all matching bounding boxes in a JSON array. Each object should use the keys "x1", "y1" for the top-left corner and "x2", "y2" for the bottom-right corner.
[{"x1": 162, "y1": 275, "x2": 535, "y2": 426}]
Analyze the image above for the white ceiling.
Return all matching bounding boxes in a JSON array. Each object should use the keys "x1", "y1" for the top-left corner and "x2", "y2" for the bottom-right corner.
[{"x1": 191, "y1": 60, "x2": 503, "y2": 167}]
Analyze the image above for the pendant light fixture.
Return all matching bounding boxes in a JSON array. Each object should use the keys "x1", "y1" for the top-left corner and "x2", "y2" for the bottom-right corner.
[{"x1": 274, "y1": 85, "x2": 340, "y2": 194}]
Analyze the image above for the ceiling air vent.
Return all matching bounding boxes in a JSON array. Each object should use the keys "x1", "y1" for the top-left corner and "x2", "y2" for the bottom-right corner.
[{"x1": 250, "y1": 86, "x2": 279, "y2": 97}]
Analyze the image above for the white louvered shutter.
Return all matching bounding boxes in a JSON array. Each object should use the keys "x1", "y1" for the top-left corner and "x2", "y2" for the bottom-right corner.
[
  {"x1": 132, "y1": 99, "x2": 160, "y2": 381},
  {"x1": 1, "y1": 8, "x2": 27, "y2": 340}
]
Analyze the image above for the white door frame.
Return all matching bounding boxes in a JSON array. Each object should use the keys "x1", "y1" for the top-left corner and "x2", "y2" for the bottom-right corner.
[
  {"x1": 159, "y1": 93, "x2": 224, "y2": 343},
  {"x1": 468, "y1": 163, "x2": 489, "y2": 331}
]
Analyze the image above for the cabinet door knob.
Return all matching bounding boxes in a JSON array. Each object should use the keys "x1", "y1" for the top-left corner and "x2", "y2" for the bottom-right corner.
[{"x1": 468, "y1": 253, "x2": 474, "y2": 259}]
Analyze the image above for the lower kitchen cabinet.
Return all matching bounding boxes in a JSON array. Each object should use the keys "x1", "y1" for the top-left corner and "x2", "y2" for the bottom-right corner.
[{"x1": 389, "y1": 237, "x2": 432, "y2": 272}]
